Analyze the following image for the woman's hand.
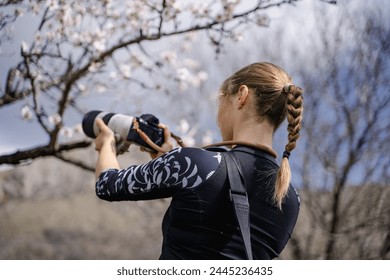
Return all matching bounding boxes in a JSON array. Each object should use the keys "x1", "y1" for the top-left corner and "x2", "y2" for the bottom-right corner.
[
  {"x1": 94, "y1": 118, "x2": 120, "y2": 179},
  {"x1": 95, "y1": 118, "x2": 116, "y2": 152},
  {"x1": 141, "y1": 123, "x2": 173, "y2": 159}
]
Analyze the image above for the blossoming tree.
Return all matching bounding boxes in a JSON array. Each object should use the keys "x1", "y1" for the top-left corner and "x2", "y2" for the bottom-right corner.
[{"x1": 0, "y1": 0, "x2": 305, "y2": 170}]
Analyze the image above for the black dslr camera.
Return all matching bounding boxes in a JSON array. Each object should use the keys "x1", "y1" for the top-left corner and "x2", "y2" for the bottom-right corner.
[{"x1": 82, "y1": 110, "x2": 164, "y2": 153}]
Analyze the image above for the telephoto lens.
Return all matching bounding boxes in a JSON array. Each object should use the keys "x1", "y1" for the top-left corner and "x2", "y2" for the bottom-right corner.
[{"x1": 82, "y1": 110, "x2": 165, "y2": 152}]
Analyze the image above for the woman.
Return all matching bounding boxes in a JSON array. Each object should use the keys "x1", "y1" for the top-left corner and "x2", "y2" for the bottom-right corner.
[{"x1": 94, "y1": 62, "x2": 303, "y2": 259}]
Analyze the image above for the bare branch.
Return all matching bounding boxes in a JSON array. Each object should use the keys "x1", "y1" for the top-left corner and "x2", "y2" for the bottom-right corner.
[
  {"x1": 319, "y1": 0, "x2": 337, "y2": 4},
  {"x1": 0, "y1": 141, "x2": 92, "y2": 165}
]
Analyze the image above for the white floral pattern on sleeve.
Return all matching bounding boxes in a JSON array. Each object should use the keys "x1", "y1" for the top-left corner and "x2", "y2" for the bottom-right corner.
[{"x1": 96, "y1": 147, "x2": 222, "y2": 199}]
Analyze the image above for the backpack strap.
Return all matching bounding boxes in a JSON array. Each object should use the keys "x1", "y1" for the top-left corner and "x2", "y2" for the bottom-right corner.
[{"x1": 223, "y1": 152, "x2": 253, "y2": 260}]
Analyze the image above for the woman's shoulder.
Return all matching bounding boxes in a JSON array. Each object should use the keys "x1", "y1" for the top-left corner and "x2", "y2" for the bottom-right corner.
[
  {"x1": 146, "y1": 146, "x2": 223, "y2": 189},
  {"x1": 162, "y1": 146, "x2": 223, "y2": 167}
]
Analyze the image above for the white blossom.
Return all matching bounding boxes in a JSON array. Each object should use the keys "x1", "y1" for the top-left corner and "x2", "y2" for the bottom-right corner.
[
  {"x1": 178, "y1": 120, "x2": 198, "y2": 146},
  {"x1": 88, "y1": 62, "x2": 101, "y2": 73},
  {"x1": 56, "y1": 5, "x2": 73, "y2": 26},
  {"x1": 189, "y1": 3, "x2": 210, "y2": 18},
  {"x1": 74, "y1": 14, "x2": 82, "y2": 27},
  {"x1": 183, "y1": 58, "x2": 199, "y2": 69},
  {"x1": 93, "y1": 39, "x2": 106, "y2": 53},
  {"x1": 256, "y1": 14, "x2": 270, "y2": 27},
  {"x1": 177, "y1": 67, "x2": 190, "y2": 81},
  {"x1": 21, "y1": 41, "x2": 29, "y2": 53},
  {"x1": 198, "y1": 71, "x2": 208, "y2": 82},
  {"x1": 81, "y1": 31, "x2": 93, "y2": 43},
  {"x1": 48, "y1": 114, "x2": 62, "y2": 125},
  {"x1": 21, "y1": 105, "x2": 33, "y2": 120},
  {"x1": 105, "y1": 22, "x2": 114, "y2": 32},
  {"x1": 232, "y1": 32, "x2": 244, "y2": 42},
  {"x1": 161, "y1": 50, "x2": 177, "y2": 65},
  {"x1": 109, "y1": 71, "x2": 117, "y2": 79},
  {"x1": 96, "y1": 84, "x2": 107, "y2": 93},
  {"x1": 60, "y1": 127, "x2": 73, "y2": 138},
  {"x1": 31, "y1": 2, "x2": 40, "y2": 15},
  {"x1": 73, "y1": 124, "x2": 83, "y2": 134},
  {"x1": 224, "y1": 0, "x2": 241, "y2": 4},
  {"x1": 107, "y1": 6, "x2": 120, "y2": 20},
  {"x1": 75, "y1": 4, "x2": 86, "y2": 15},
  {"x1": 120, "y1": 65, "x2": 131, "y2": 79},
  {"x1": 14, "y1": 8, "x2": 24, "y2": 17},
  {"x1": 202, "y1": 130, "x2": 214, "y2": 146},
  {"x1": 45, "y1": 30, "x2": 60, "y2": 42},
  {"x1": 189, "y1": 76, "x2": 201, "y2": 88},
  {"x1": 182, "y1": 135, "x2": 195, "y2": 147},
  {"x1": 77, "y1": 83, "x2": 87, "y2": 94},
  {"x1": 34, "y1": 32, "x2": 43, "y2": 43},
  {"x1": 70, "y1": 32, "x2": 81, "y2": 45},
  {"x1": 179, "y1": 119, "x2": 190, "y2": 134},
  {"x1": 46, "y1": 0, "x2": 59, "y2": 10}
]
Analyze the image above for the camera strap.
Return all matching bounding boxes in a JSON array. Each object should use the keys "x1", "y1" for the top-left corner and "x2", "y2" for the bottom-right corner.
[
  {"x1": 132, "y1": 118, "x2": 185, "y2": 153},
  {"x1": 223, "y1": 151, "x2": 253, "y2": 260}
]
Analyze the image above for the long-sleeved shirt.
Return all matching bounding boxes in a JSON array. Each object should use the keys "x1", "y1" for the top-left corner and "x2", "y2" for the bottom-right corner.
[{"x1": 96, "y1": 145, "x2": 300, "y2": 259}]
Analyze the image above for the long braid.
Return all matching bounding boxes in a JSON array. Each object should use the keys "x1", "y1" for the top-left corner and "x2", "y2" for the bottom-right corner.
[{"x1": 274, "y1": 85, "x2": 303, "y2": 210}]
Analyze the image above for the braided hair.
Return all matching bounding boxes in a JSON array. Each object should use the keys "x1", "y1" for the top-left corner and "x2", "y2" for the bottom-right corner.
[
  {"x1": 220, "y1": 62, "x2": 304, "y2": 210},
  {"x1": 275, "y1": 84, "x2": 303, "y2": 209}
]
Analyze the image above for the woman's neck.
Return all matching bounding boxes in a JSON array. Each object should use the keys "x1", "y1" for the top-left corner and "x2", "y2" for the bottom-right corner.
[{"x1": 232, "y1": 118, "x2": 274, "y2": 150}]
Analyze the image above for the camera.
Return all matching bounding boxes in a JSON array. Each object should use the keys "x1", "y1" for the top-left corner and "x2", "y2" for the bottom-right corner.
[{"x1": 82, "y1": 110, "x2": 165, "y2": 152}]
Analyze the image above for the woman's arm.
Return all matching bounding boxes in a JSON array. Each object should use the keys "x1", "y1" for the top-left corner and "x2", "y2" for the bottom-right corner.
[
  {"x1": 95, "y1": 146, "x2": 222, "y2": 201},
  {"x1": 93, "y1": 117, "x2": 222, "y2": 202},
  {"x1": 94, "y1": 118, "x2": 120, "y2": 179}
]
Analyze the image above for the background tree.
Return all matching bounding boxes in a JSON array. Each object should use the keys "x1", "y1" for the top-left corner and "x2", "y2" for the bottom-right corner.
[
  {"x1": 286, "y1": 2, "x2": 390, "y2": 260},
  {"x1": 0, "y1": 0, "x2": 300, "y2": 170},
  {"x1": 214, "y1": 0, "x2": 389, "y2": 260}
]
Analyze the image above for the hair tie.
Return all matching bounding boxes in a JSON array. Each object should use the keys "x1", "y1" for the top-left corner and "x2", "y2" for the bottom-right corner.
[{"x1": 282, "y1": 150, "x2": 291, "y2": 159}]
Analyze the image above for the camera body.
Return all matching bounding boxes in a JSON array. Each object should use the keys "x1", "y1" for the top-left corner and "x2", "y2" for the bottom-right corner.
[{"x1": 82, "y1": 110, "x2": 164, "y2": 152}]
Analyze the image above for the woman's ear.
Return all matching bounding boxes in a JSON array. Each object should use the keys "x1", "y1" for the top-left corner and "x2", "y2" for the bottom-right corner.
[{"x1": 237, "y1": 85, "x2": 250, "y2": 109}]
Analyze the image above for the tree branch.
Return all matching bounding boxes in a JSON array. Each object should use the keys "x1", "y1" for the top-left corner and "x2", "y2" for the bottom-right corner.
[{"x1": 0, "y1": 141, "x2": 92, "y2": 165}]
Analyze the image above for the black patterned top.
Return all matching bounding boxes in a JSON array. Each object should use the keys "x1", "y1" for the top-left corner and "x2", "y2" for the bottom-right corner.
[{"x1": 96, "y1": 145, "x2": 300, "y2": 259}]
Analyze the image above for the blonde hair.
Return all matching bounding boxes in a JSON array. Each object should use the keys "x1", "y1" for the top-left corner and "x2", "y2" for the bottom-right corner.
[{"x1": 220, "y1": 62, "x2": 303, "y2": 210}]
